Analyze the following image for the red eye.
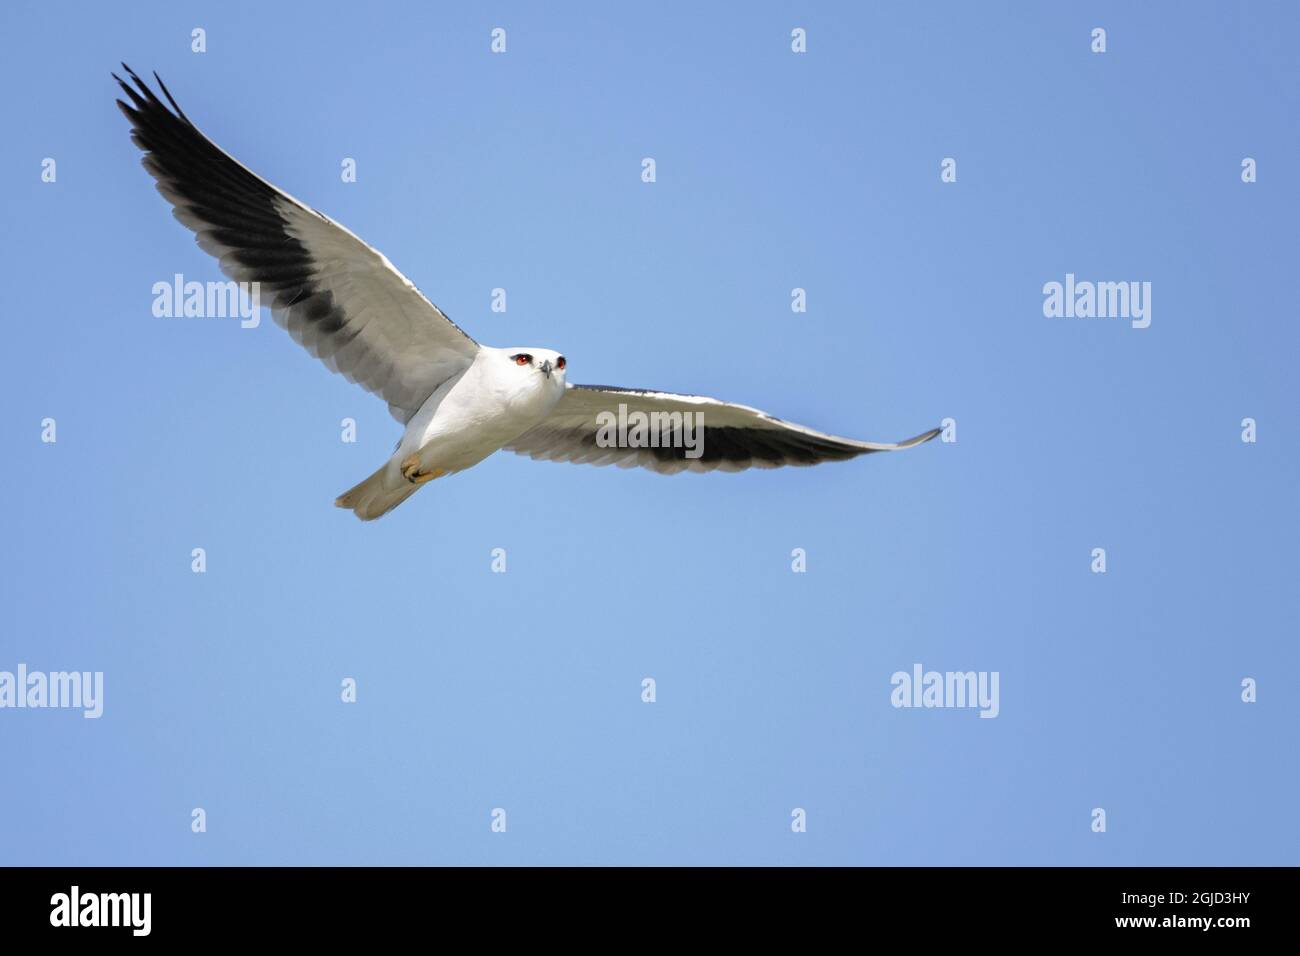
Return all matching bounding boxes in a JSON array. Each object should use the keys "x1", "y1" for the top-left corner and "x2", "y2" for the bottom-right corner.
[
  {"x1": 555, "y1": 356, "x2": 566, "y2": 370},
  {"x1": 514, "y1": 354, "x2": 531, "y2": 366}
]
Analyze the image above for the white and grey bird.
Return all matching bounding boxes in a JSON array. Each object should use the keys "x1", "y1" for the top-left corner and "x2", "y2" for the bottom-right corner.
[{"x1": 114, "y1": 67, "x2": 939, "y2": 520}]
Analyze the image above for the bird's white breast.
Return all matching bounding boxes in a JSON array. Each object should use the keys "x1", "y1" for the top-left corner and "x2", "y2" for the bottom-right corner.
[{"x1": 396, "y1": 350, "x2": 564, "y2": 473}]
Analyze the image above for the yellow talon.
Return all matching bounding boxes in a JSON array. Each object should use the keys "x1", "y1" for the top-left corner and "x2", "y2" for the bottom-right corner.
[{"x1": 400, "y1": 454, "x2": 445, "y2": 485}]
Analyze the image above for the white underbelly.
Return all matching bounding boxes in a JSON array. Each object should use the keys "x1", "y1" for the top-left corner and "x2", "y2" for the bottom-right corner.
[
  {"x1": 417, "y1": 416, "x2": 533, "y2": 471},
  {"x1": 397, "y1": 383, "x2": 549, "y2": 474}
]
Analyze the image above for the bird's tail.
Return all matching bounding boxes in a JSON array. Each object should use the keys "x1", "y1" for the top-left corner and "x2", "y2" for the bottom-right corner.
[{"x1": 334, "y1": 461, "x2": 419, "y2": 521}]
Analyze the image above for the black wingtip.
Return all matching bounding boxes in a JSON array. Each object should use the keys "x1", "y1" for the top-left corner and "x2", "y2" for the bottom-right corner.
[
  {"x1": 112, "y1": 63, "x2": 141, "y2": 99},
  {"x1": 111, "y1": 64, "x2": 190, "y2": 124},
  {"x1": 152, "y1": 70, "x2": 189, "y2": 122}
]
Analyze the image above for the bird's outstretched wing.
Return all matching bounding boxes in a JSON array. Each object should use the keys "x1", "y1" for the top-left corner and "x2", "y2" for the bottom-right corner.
[
  {"x1": 114, "y1": 66, "x2": 478, "y2": 423},
  {"x1": 506, "y1": 384, "x2": 940, "y2": 474}
]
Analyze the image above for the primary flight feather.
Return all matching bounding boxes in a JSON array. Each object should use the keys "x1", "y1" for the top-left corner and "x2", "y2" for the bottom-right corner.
[{"x1": 114, "y1": 66, "x2": 939, "y2": 520}]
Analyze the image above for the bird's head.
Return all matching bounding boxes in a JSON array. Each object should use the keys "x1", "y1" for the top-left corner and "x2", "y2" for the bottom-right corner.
[{"x1": 490, "y1": 346, "x2": 568, "y2": 403}]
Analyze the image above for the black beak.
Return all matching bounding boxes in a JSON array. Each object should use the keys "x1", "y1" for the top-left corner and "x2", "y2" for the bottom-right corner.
[{"x1": 539, "y1": 359, "x2": 553, "y2": 379}]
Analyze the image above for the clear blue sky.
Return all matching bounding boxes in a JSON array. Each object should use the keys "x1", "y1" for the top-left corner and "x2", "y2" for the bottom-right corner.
[{"x1": 2, "y1": 0, "x2": 1296, "y2": 865}]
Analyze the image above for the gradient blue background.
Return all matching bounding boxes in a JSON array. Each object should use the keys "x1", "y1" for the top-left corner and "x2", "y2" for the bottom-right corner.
[{"x1": 2, "y1": 1, "x2": 1296, "y2": 865}]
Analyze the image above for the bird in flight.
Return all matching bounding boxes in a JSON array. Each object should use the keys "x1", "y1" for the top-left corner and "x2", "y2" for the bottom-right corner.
[{"x1": 114, "y1": 66, "x2": 939, "y2": 520}]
